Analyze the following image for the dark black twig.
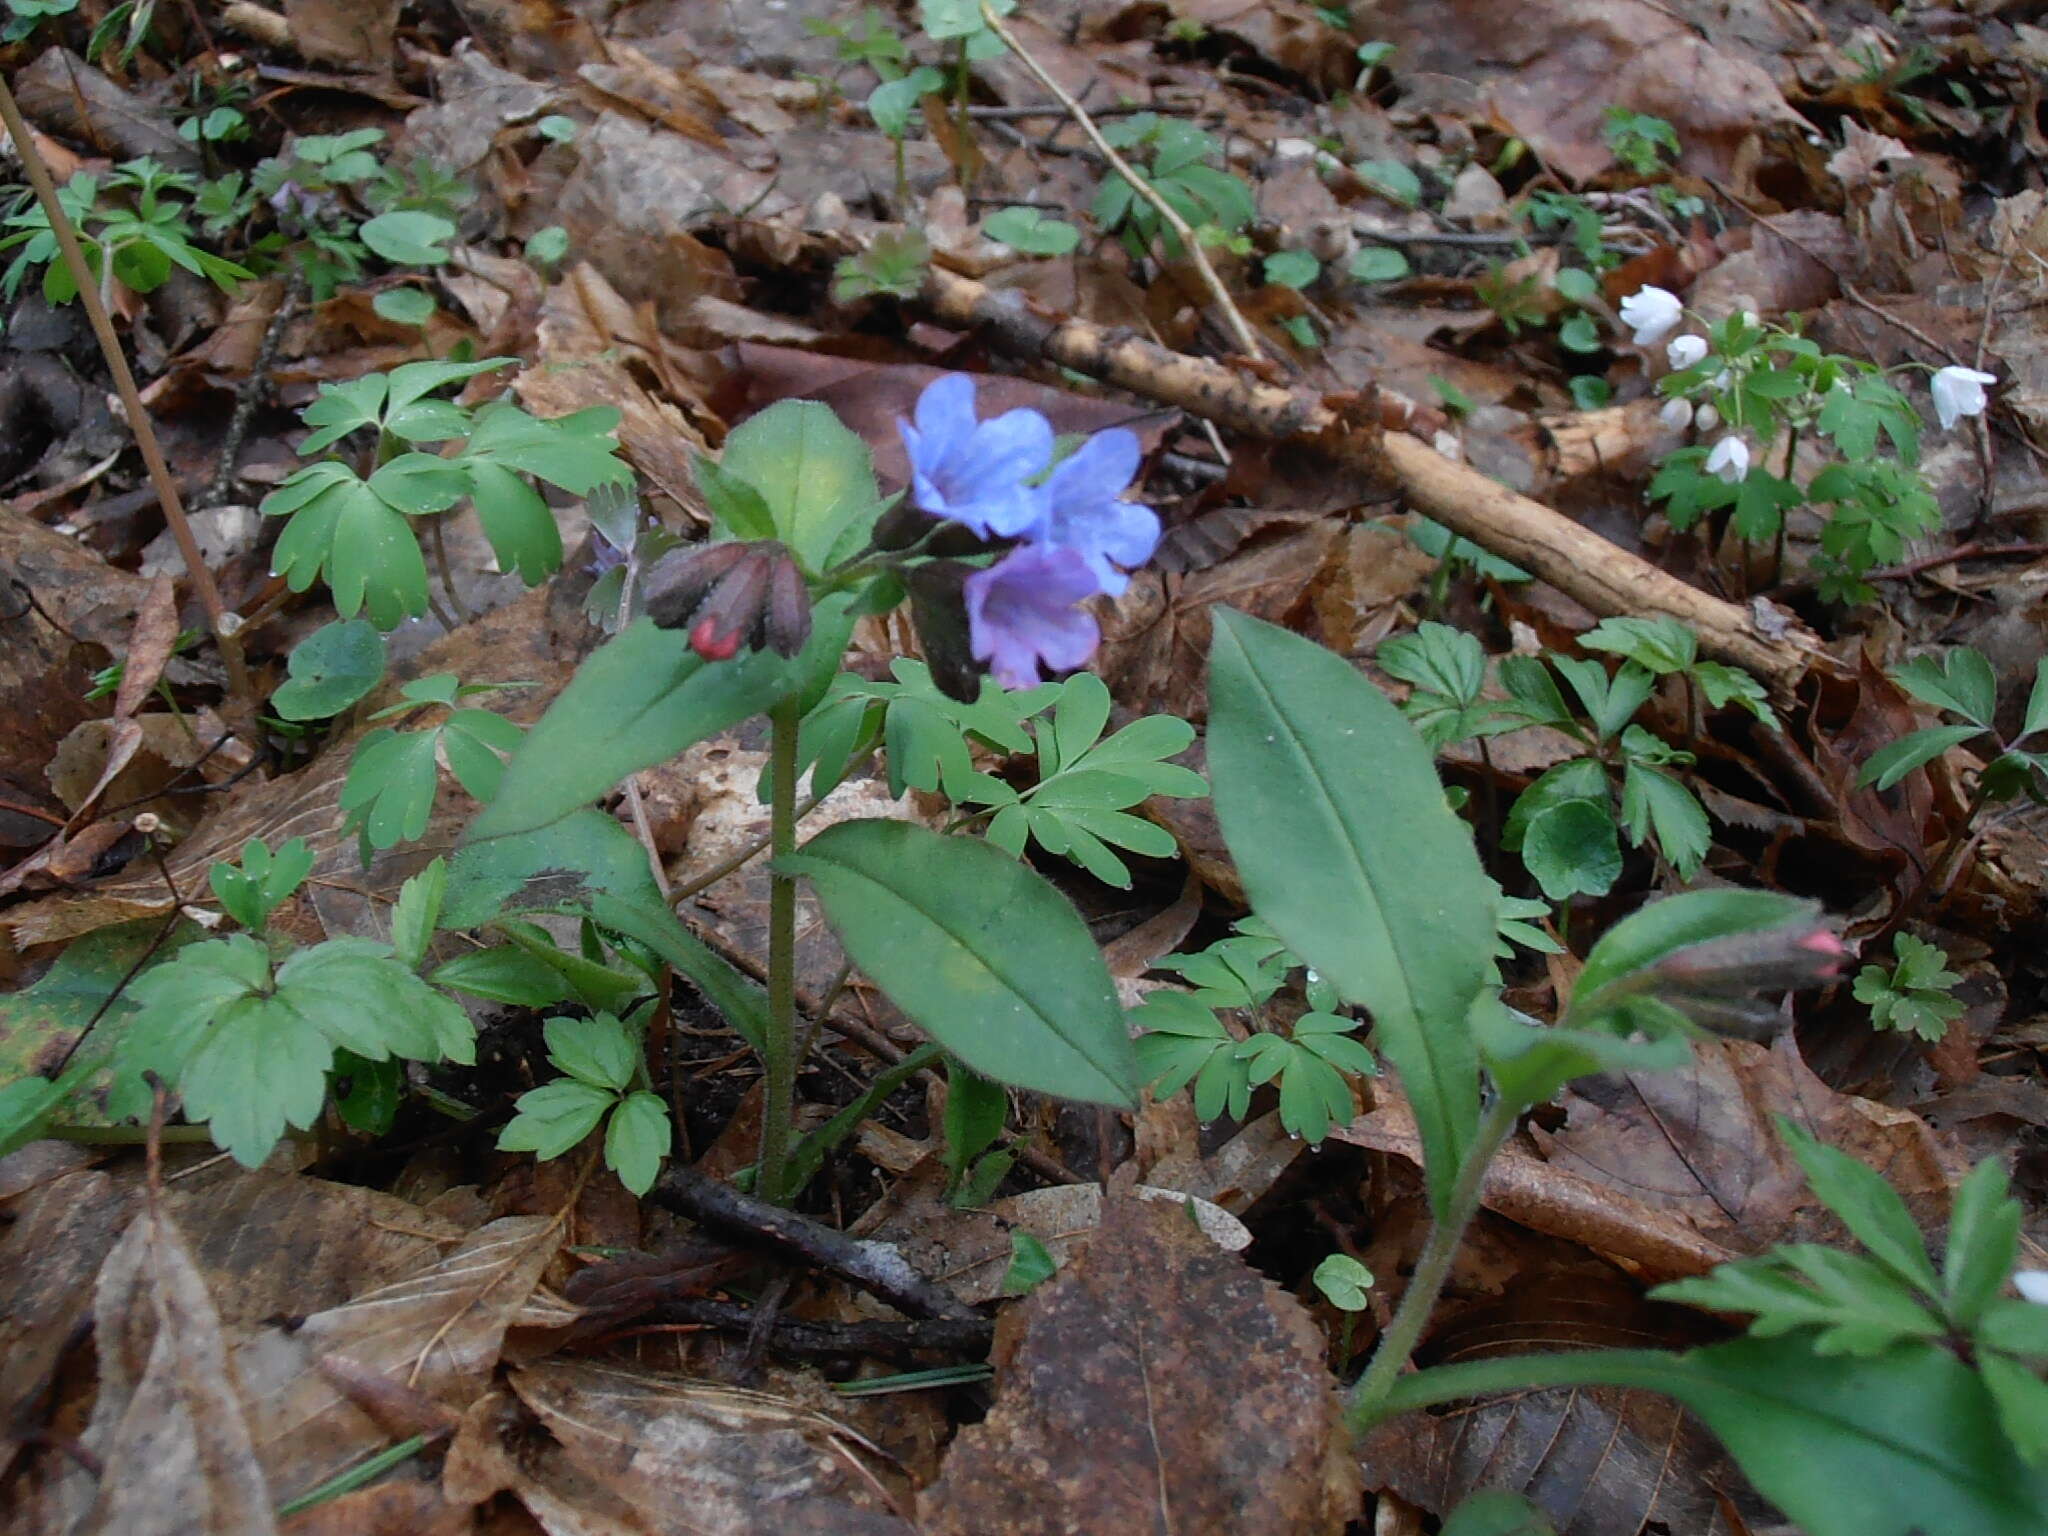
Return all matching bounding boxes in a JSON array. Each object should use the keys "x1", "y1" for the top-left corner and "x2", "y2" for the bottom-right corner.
[
  {"x1": 649, "y1": 1298, "x2": 994, "y2": 1360},
  {"x1": 203, "y1": 272, "x2": 302, "y2": 509},
  {"x1": 647, "y1": 1163, "x2": 981, "y2": 1323}
]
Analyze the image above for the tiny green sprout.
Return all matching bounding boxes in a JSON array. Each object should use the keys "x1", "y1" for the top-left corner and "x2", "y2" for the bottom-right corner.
[
  {"x1": 1314, "y1": 1252, "x2": 1375, "y2": 1311},
  {"x1": 1602, "y1": 107, "x2": 1681, "y2": 176},
  {"x1": 535, "y1": 114, "x2": 579, "y2": 143},
  {"x1": 498, "y1": 1013, "x2": 672, "y2": 1194},
  {"x1": 1002, "y1": 1230, "x2": 1058, "y2": 1294},
  {"x1": 1853, "y1": 934, "x2": 1965, "y2": 1042}
]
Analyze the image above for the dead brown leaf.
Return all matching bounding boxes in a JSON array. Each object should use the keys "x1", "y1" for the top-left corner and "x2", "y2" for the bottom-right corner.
[{"x1": 919, "y1": 1187, "x2": 1357, "y2": 1535}]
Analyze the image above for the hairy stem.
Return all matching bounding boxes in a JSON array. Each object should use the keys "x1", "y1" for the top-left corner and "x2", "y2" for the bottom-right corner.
[
  {"x1": 1346, "y1": 1092, "x2": 1523, "y2": 1431},
  {"x1": 977, "y1": 2, "x2": 1266, "y2": 360},
  {"x1": 757, "y1": 693, "x2": 804, "y2": 1204},
  {"x1": 0, "y1": 76, "x2": 254, "y2": 710}
]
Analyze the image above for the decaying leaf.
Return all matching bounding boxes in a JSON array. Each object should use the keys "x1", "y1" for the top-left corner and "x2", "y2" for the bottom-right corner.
[{"x1": 919, "y1": 1187, "x2": 1357, "y2": 1535}]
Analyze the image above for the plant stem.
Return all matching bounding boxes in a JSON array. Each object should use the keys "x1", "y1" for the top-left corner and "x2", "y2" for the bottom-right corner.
[
  {"x1": 977, "y1": 1, "x2": 1266, "y2": 360},
  {"x1": 0, "y1": 75, "x2": 254, "y2": 712},
  {"x1": 1366, "y1": 1347, "x2": 1684, "y2": 1427},
  {"x1": 428, "y1": 515, "x2": 475, "y2": 625},
  {"x1": 756, "y1": 693, "x2": 804, "y2": 1204},
  {"x1": 1345, "y1": 1092, "x2": 1523, "y2": 1432}
]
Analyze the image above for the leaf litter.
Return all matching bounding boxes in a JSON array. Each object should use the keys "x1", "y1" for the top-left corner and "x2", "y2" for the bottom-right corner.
[{"x1": 2, "y1": 0, "x2": 2048, "y2": 1530}]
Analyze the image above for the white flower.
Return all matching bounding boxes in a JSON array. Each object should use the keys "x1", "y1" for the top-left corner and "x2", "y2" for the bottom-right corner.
[
  {"x1": 1705, "y1": 435, "x2": 1751, "y2": 484},
  {"x1": 1931, "y1": 365, "x2": 1997, "y2": 431},
  {"x1": 1619, "y1": 285, "x2": 1684, "y2": 345},
  {"x1": 1667, "y1": 334, "x2": 1708, "y2": 370},
  {"x1": 1696, "y1": 403, "x2": 1720, "y2": 432},
  {"x1": 1660, "y1": 396, "x2": 1694, "y2": 430},
  {"x1": 1709, "y1": 369, "x2": 1733, "y2": 391},
  {"x1": 2017, "y1": 1271, "x2": 2048, "y2": 1306}
]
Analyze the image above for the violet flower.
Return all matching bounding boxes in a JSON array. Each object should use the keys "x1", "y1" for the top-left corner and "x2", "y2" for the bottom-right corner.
[
  {"x1": 899, "y1": 374, "x2": 1054, "y2": 539},
  {"x1": 1026, "y1": 428, "x2": 1160, "y2": 596},
  {"x1": 964, "y1": 544, "x2": 1102, "y2": 691}
]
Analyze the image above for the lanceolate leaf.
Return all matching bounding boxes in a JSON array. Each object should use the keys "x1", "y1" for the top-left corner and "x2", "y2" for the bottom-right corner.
[
  {"x1": 467, "y1": 595, "x2": 855, "y2": 841},
  {"x1": 1377, "y1": 1340, "x2": 2048, "y2": 1536},
  {"x1": 1206, "y1": 609, "x2": 1491, "y2": 1216},
  {"x1": 781, "y1": 819, "x2": 1137, "y2": 1106}
]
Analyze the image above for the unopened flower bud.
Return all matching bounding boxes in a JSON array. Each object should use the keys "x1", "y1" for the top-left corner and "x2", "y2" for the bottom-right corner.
[
  {"x1": 904, "y1": 560, "x2": 982, "y2": 703},
  {"x1": 643, "y1": 540, "x2": 812, "y2": 662},
  {"x1": 1659, "y1": 396, "x2": 1694, "y2": 430},
  {"x1": 1653, "y1": 920, "x2": 1846, "y2": 996}
]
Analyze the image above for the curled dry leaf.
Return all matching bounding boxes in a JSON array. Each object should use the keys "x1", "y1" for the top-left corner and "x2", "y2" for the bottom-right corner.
[
  {"x1": 919, "y1": 1188, "x2": 1357, "y2": 1535},
  {"x1": 1340, "y1": 1035, "x2": 1959, "y2": 1281},
  {"x1": 444, "y1": 1362, "x2": 910, "y2": 1534}
]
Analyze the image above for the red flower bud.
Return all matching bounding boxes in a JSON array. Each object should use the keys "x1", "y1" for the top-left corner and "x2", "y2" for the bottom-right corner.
[{"x1": 643, "y1": 540, "x2": 813, "y2": 662}]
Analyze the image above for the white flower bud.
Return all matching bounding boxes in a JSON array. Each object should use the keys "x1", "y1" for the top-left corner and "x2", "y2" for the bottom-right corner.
[
  {"x1": 1931, "y1": 365, "x2": 1997, "y2": 431},
  {"x1": 1660, "y1": 396, "x2": 1694, "y2": 430},
  {"x1": 1666, "y1": 334, "x2": 1708, "y2": 370}
]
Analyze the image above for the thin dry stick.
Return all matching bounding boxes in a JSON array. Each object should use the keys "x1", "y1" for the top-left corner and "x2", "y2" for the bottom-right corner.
[
  {"x1": 977, "y1": 2, "x2": 1266, "y2": 361},
  {"x1": 0, "y1": 77, "x2": 255, "y2": 710}
]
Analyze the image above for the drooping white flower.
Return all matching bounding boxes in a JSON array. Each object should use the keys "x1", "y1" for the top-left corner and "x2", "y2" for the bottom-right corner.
[
  {"x1": 1619, "y1": 285, "x2": 1684, "y2": 345},
  {"x1": 2016, "y1": 1271, "x2": 2048, "y2": 1306},
  {"x1": 1667, "y1": 334, "x2": 1708, "y2": 370},
  {"x1": 1931, "y1": 365, "x2": 1997, "y2": 431},
  {"x1": 1705, "y1": 435, "x2": 1751, "y2": 484},
  {"x1": 1660, "y1": 396, "x2": 1694, "y2": 430},
  {"x1": 1696, "y1": 403, "x2": 1721, "y2": 432}
]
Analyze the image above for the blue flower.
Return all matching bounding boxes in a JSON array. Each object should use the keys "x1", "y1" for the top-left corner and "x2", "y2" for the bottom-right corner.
[
  {"x1": 899, "y1": 374, "x2": 1054, "y2": 538},
  {"x1": 964, "y1": 544, "x2": 1101, "y2": 690},
  {"x1": 1026, "y1": 428, "x2": 1159, "y2": 596}
]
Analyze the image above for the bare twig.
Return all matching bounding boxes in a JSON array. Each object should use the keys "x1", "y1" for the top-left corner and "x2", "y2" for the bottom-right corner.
[
  {"x1": 203, "y1": 272, "x2": 301, "y2": 509},
  {"x1": 648, "y1": 1161, "x2": 982, "y2": 1322},
  {"x1": 644, "y1": 1298, "x2": 993, "y2": 1358},
  {"x1": 0, "y1": 77, "x2": 255, "y2": 711},
  {"x1": 919, "y1": 264, "x2": 1830, "y2": 696},
  {"x1": 977, "y1": 2, "x2": 1266, "y2": 361}
]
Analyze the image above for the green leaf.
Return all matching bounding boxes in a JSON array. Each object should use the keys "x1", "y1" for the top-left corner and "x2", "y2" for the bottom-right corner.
[
  {"x1": 1569, "y1": 888, "x2": 1817, "y2": 1022},
  {"x1": 524, "y1": 225, "x2": 569, "y2": 267},
  {"x1": 1381, "y1": 1338, "x2": 2048, "y2": 1536},
  {"x1": 1205, "y1": 609, "x2": 1491, "y2": 1217},
  {"x1": 0, "y1": 1070, "x2": 81, "y2": 1158},
  {"x1": 264, "y1": 463, "x2": 430, "y2": 629},
  {"x1": 1349, "y1": 245, "x2": 1411, "y2": 282},
  {"x1": 544, "y1": 1012, "x2": 638, "y2": 1092},
  {"x1": 694, "y1": 454, "x2": 779, "y2": 542},
  {"x1": 372, "y1": 287, "x2": 436, "y2": 327},
  {"x1": 359, "y1": 210, "x2": 457, "y2": 266},
  {"x1": 1858, "y1": 725, "x2": 1982, "y2": 792},
  {"x1": 389, "y1": 857, "x2": 445, "y2": 970},
  {"x1": 341, "y1": 728, "x2": 442, "y2": 849},
  {"x1": 605, "y1": 1091, "x2": 670, "y2": 1194},
  {"x1": 1620, "y1": 762, "x2": 1710, "y2": 877},
  {"x1": 1440, "y1": 1491, "x2": 1556, "y2": 1536},
  {"x1": 1312, "y1": 1253, "x2": 1374, "y2": 1312},
  {"x1": 333, "y1": 1051, "x2": 402, "y2": 1136},
  {"x1": 208, "y1": 836, "x2": 314, "y2": 930},
  {"x1": 1521, "y1": 797, "x2": 1622, "y2": 901},
  {"x1": 1354, "y1": 158, "x2": 1420, "y2": 206},
  {"x1": 1944, "y1": 1156, "x2": 2021, "y2": 1333},
  {"x1": 468, "y1": 597, "x2": 854, "y2": 841},
  {"x1": 460, "y1": 400, "x2": 626, "y2": 495},
  {"x1": 1781, "y1": 1119, "x2": 1941, "y2": 1297},
  {"x1": 984, "y1": 204, "x2": 1081, "y2": 255},
  {"x1": 497, "y1": 1079, "x2": 613, "y2": 1159},
  {"x1": 1894, "y1": 648, "x2": 1998, "y2": 729},
  {"x1": 1263, "y1": 249, "x2": 1319, "y2": 289},
  {"x1": 941, "y1": 1059, "x2": 1009, "y2": 1189},
  {"x1": 2020, "y1": 659, "x2": 2048, "y2": 742},
  {"x1": 780, "y1": 819, "x2": 1137, "y2": 1106},
  {"x1": 1002, "y1": 1230, "x2": 1057, "y2": 1294},
  {"x1": 431, "y1": 946, "x2": 573, "y2": 1007},
  {"x1": 271, "y1": 618, "x2": 386, "y2": 720},
  {"x1": 464, "y1": 459, "x2": 562, "y2": 586},
  {"x1": 867, "y1": 66, "x2": 944, "y2": 138},
  {"x1": 1981, "y1": 1351, "x2": 2048, "y2": 1465},
  {"x1": 717, "y1": 401, "x2": 881, "y2": 572}
]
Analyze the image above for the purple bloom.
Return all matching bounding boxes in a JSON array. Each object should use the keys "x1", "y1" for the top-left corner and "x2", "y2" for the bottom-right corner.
[
  {"x1": 1026, "y1": 429, "x2": 1159, "y2": 597},
  {"x1": 964, "y1": 545, "x2": 1101, "y2": 690},
  {"x1": 899, "y1": 374, "x2": 1054, "y2": 539}
]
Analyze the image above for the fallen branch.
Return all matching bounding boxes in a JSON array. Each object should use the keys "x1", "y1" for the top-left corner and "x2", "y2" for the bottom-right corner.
[
  {"x1": 649, "y1": 1162, "x2": 982, "y2": 1323},
  {"x1": 919, "y1": 266, "x2": 1830, "y2": 697}
]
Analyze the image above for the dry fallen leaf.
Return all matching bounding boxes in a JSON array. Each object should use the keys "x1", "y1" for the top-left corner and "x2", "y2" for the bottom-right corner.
[{"x1": 919, "y1": 1187, "x2": 1357, "y2": 1535}]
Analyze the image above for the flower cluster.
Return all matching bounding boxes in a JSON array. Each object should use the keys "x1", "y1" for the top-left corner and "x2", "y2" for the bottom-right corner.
[
  {"x1": 1622, "y1": 284, "x2": 1997, "y2": 481},
  {"x1": 899, "y1": 374, "x2": 1160, "y2": 690}
]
